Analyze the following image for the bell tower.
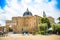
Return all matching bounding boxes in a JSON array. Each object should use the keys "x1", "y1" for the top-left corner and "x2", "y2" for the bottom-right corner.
[{"x1": 43, "y1": 11, "x2": 46, "y2": 17}]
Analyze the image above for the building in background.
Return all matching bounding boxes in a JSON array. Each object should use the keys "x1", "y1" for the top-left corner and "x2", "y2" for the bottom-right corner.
[{"x1": 5, "y1": 8, "x2": 55, "y2": 34}]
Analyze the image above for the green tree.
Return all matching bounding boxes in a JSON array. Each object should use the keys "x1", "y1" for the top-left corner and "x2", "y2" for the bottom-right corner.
[
  {"x1": 38, "y1": 23, "x2": 48, "y2": 35},
  {"x1": 40, "y1": 17, "x2": 51, "y2": 28},
  {"x1": 58, "y1": 17, "x2": 60, "y2": 23},
  {"x1": 9, "y1": 27, "x2": 13, "y2": 32},
  {"x1": 51, "y1": 23, "x2": 60, "y2": 34},
  {"x1": 56, "y1": 24, "x2": 60, "y2": 34},
  {"x1": 51, "y1": 24, "x2": 57, "y2": 31}
]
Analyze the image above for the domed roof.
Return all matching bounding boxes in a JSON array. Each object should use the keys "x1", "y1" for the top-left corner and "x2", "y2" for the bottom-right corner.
[{"x1": 23, "y1": 8, "x2": 32, "y2": 16}]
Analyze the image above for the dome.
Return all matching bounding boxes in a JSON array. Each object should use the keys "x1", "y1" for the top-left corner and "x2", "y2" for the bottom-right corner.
[{"x1": 23, "y1": 8, "x2": 32, "y2": 16}]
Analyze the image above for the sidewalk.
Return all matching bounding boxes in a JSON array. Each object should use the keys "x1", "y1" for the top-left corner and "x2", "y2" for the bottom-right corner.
[{"x1": 0, "y1": 34, "x2": 60, "y2": 40}]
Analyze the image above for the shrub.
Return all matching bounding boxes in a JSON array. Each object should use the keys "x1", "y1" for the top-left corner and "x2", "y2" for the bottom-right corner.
[
  {"x1": 9, "y1": 27, "x2": 13, "y2": 32},
  {"x1": 51, "y1": 23, "x2": 60, "y2": 34},
  {"x1": 38, "y1": 23, "x2": 48, "y2": 35}
]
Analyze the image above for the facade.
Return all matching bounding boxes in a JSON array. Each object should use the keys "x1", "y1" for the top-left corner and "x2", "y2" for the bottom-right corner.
[
  {"x1": 48, "y1": 16, "x2": 55, "y2": 23},
  {"x1": 0, "y1": 27, "x2": 4, "y2": 32},
  {"x1": 0, "y1": 26, "x2": 6, "y2": 32},
  {"x1": 6, "y1": 9, "x2": 55, "y2": 33}
]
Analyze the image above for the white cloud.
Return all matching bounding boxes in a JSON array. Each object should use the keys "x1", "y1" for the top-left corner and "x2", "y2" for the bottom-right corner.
[
  {"x1": 34, "y1": 0, "x2": 43, "y2": 3},
  {"x1": 21, "y1": 0, "x2": 32, "y2": 3},
  {"x1": 0, "y1": 0, "x2": 60, "y2": 26}
]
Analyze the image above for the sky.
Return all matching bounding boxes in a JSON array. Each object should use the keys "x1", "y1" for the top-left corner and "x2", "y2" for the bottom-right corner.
[{"x1": 0, "y1": 0, "x2": 60, "y2": 26}]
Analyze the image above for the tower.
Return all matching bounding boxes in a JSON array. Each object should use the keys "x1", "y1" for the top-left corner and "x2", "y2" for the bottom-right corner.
[{"x1": 43, "y1": 11, "x2": 46, "y2": 17}]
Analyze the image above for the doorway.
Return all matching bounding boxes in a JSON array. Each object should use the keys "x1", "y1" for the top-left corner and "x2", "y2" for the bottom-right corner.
[{"x1": 22, "y1": 27, "x2": 28, "y2": 34}]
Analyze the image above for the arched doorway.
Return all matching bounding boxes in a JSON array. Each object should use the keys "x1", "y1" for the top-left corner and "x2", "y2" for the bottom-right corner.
[
  {"x1": 9, "y1": 25, "x2": 13, "y2": 32},
  {"x1": 22, "y1": 27, "x2": 28, "y2": 34}
]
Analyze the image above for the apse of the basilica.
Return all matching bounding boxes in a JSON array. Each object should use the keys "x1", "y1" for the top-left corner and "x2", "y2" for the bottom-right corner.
[{"x1": 5, "y1": 9, "x2": 55, "y2": 33}]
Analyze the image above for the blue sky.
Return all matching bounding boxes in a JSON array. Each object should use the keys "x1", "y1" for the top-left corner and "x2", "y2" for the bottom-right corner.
[
  {"x1": 0, "y1": 0, "x2": 60, "y2": 26},
  {"x1": 0, "y1": 0, "x2": 6, "y2": 9},
  {"x1": 56, "y1": 0, "x2": 60, "y2": 10}
]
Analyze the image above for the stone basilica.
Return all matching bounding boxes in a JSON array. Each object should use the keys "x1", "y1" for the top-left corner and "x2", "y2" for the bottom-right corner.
[{"x1": 6, "y1": 8, "x2": 55, "y2": 33}]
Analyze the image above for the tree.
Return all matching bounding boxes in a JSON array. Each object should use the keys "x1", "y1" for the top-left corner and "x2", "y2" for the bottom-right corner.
[
  {"x1": 58, "y1": 17, "x2": 60, "y2": 23},
  {"x1": 56, "y1": 24, "x2": 60, "y2": 34},
  {"x1": 9, "y1": 27, "x2": 13, "y2": 32},
  {"x1": 51, "y1": 23, "x2": 60, "y2": 34},
  {"x1": 38, "y1": 23, "x2": 48, "y2": 35},
  {"x1": 51, "y1": 24, "x2": 57, "y2": 31},
  {"x1": 40, "y1": 17, "x2": 51, "y2": 28}
]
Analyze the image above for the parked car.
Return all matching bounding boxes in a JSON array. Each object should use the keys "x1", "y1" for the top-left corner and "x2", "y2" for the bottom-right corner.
[{"x1": 0, "y1": 31, "x2": 4, "y2": 35}]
